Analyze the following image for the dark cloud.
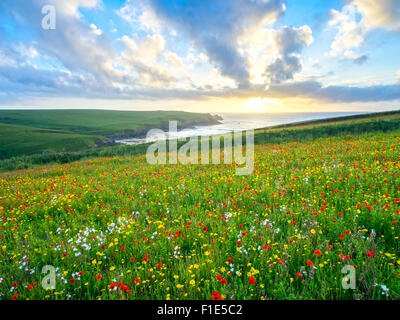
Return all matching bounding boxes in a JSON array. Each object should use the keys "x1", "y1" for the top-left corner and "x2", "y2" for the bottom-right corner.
[
  {"x1": 264, "y1": 26, "x2": 313, "y2": 83},
  {"x1": 353, "y1": 54, "x2": 368, "y2": 65},
  {"x1": 144, "y1": 0, "x2": 286, "y2": 87},
  {"x1": 0, "y1": 0, "x2": 399, "y2": 107},
  {"x1": 265, "y1": 56, "x2": 302, "y2": 83},
  {"x1": 266, "y1": 80, "x2": 400, "y2": 102}
]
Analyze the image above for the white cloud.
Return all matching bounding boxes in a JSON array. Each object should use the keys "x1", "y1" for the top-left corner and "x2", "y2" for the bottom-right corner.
[
  {"x1": 121, "y1": 34, "x2": 165, "y2": 64},
  {"x1": 49, "y1": 0, "x2": 101, "y2": 17},
  {"x1": 352, "y1": 0, "x2": 400, "y2": 31},
  {"x1": 329, "y1": 0, "x2": 400, "y2": 62},
  {"x1": 118, "y1": 0, "x2": 167, "y2": 34},
  {"x1": 90, "y1": 24, "x2": 103, "y2": 36},
  {"x1": 239, "y1": 25, "x2": 313, "y2": 85},
  {"x1": 119, "y1": 34, "x2": 192, "y2": 89},
  {"x1": 328, "y1": 4, "x2": 367, "y2": 60}
]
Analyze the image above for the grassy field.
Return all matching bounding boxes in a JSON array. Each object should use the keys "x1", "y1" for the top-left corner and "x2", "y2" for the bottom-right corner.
[
  {"x1": 0, "y1": 123, "x2": 106, "y2": 160},
  {"x1": 0, "y1": 110, "x2": 219, "y2": 159},
  {"x1": 1, "y1": 110, "x2": 400, "y2": 172},
  {"x1": 0, "y1": 125, "x2": 399, "y2": 300}
]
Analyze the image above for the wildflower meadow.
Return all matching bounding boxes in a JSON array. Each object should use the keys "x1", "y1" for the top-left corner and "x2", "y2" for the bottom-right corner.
[{"x1": 0, "y1": 130, "x2": 399, "y2": 300}]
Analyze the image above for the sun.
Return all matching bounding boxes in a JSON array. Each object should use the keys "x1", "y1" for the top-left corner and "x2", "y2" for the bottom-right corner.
[{"x1": 245, "y1": 97, "x2": 278, "y2": 112}]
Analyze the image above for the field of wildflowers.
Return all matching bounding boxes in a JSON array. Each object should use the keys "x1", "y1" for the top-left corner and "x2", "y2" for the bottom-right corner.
[{"x1": 0, "y1": 130, "x2": 399, "y2": 300}]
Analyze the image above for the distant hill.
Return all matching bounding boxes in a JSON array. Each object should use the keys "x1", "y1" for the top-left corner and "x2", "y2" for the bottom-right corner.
[{"x1": 0, "y1": 109, "x2": 220, "y2": 159}]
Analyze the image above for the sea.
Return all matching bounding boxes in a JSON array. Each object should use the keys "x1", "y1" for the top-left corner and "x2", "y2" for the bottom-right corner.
[{"x1": 116, "y1": 112, "x2": 365, "y2": 145}]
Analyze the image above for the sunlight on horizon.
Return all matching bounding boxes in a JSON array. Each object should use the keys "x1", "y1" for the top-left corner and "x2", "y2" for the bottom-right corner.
[{"x1": 245, "y1": 97, "x2": 279, "y2": 112}]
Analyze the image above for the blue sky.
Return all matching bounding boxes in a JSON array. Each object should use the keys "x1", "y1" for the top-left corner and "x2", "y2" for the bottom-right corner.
[{"x1": 0, "y1": 0, "x2": 399, "y2": 112}]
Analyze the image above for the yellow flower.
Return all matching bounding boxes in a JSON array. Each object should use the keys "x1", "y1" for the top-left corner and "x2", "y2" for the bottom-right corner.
[{"x1": 190, "y1": 279, "x2": 195, "y2": 286}]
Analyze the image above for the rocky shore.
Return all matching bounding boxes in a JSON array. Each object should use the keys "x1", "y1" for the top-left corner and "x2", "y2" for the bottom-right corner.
[{"x1": 97, "y1": 113, "x2": 223, "y2": 147}]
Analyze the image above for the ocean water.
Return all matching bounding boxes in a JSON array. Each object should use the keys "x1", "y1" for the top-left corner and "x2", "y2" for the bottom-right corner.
[{"x1": 117, "y1": 112, "x2": 365, "y2": 145}]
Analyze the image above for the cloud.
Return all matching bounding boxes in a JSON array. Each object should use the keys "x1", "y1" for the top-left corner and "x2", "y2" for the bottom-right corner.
[
  {"x1": 264, "y1": 26, "x2": 313, "y2": 83},
  {"x1": 353, "y1": 54, "x2": 368, "y2": 65},
  {"x1": 328, "y1": 4, "x2": 368, "y2": 61},
  {"x1": 140, "y1": 0, "x2": 286, "y2": 87},
  {"x1": 118, "y1": 34, "x2": 184, "y2": 88},
  {"x1": 0, "y1": 0, "x2": 120, "y2": 82},
  {"x1": 352, "y1": 0, "x2": 400, "y2": 31},
  {"x1": 118, "y1": 0, "x2": 170, "y2": 34},
  {"x1": 265, "y1": 80, "x2": 400, "y2": 103},
  {"x1": 328, "y1": 0, "x2": 400, "y2": 62},
  {"x1": 0, "y1": 0, "x2": 399, "y2": 108}
]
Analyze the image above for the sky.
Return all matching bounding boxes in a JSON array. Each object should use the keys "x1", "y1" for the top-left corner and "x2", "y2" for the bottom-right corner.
[{"x1": 0, "y1": 0, "x2": 400, "y2": 113}]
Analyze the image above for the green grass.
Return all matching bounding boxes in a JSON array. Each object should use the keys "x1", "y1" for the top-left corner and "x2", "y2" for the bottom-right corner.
[
  {"x1": 253, "y1": 114, "x2": 400, "y2": 145},
  {"x1": 0, "y1": 109, "x2": 218, "y2": 136},
  {"x1": 0, "y1": 109, "x2": 219, "y2": 159},
  {"x1": 0, "y1": 109, "x2": 399, "y2": 300},
  {"x1": 0, "y1": 130, "x2": 399, "y2": 300},
  {"x1": 1, "y1": 109, "x2": 400, "y2": 172},
  {"x1": 0, "y1": 123, "x2": 106, "y2": 159},
  {"x1": 265, "y1": 109, "x2": 400, "y2": 129}
]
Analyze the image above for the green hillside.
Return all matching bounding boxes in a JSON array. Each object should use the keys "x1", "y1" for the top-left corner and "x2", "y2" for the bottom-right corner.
[
  {"x1": 0, "y1": 123, "x2": 106, "y2": 159},
  {"x1": 0, "y1": 109, "x2": 219, "y2": 159},
  {"x1": 0, "y1": 109, "x2": 218, "y2": 136}
]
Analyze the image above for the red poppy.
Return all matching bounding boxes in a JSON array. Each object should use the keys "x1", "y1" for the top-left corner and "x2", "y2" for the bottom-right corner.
[
  {"x1": 12, "y1": 294, "x2": 18, "y2": 300},
  {"x1": 70, "y1": 278, "x2": 76, "y2": 284},
  {"x1": 296, "y1": 272, "x2": 302, "y2": 279},
  {"x1": 249, "y1": 277, "x2": 256, "y2": 285},
  {"x1": 211, "y1": 290, "x2": 222, "y2": 300},
  {"x1": 314, "y1": 250, "x2": 322, "y2": 255},
  {"x1": 367, "y1": 251, "x2": 375, "y2": 257},
  {"x1": 307, "y1": 260, "x2": 314, "y2": 266},
  {"x1": 110, "y1": 283, "x2": 117, "y2": 290},
  {"x1": 96, "y1": 274, "x2": 102, "y2": 280}
]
